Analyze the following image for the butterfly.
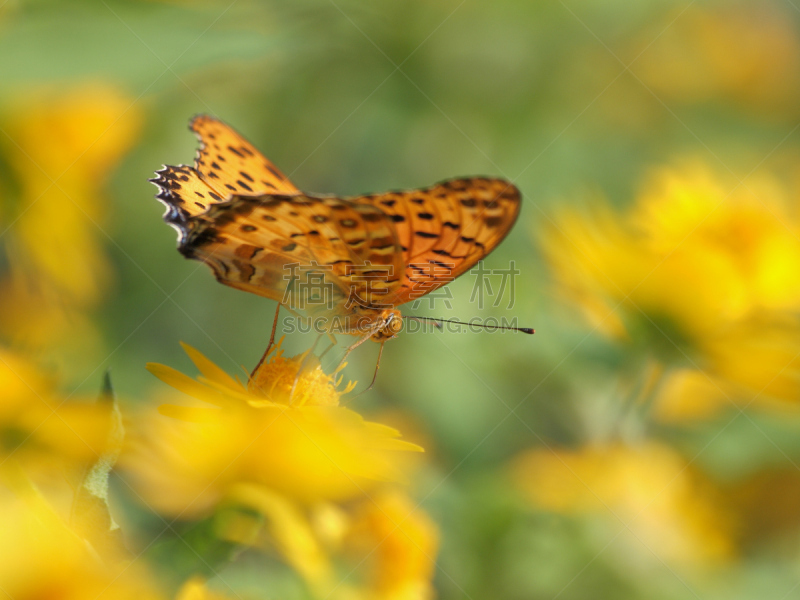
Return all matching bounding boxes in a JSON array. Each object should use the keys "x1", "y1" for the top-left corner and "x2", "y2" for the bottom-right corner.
[{"x1": 151, "y1": 115, "x2": 521, "y2": 356}]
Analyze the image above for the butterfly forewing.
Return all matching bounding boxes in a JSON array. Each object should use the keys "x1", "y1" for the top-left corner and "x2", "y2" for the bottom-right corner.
[
  {"x1": 352, "y1": 177, "x2": 520, "y2": 306},
  {"x1": 152, "y1": 117, "x2": 301, "y2": 237},
  {"x1": 191, "y1": 115, "x2": 298, "y2": 196},
  {"x1": 177, "y1": 193, "x2": 405, "y2": 317}
]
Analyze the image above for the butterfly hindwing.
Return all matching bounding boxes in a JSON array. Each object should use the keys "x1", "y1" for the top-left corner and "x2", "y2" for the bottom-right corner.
[{"x1": 151, "y1": 164, "x2": 230, "y2": 235}]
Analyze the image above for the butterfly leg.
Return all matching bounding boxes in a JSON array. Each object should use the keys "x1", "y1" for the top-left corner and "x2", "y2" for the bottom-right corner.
[
  {"x1": 318, "y1": 324, "x2": 340, "y2": 362},
  {"x1": 354, "y1": 340, "x2": 385, "y2": 397},
  {"x1": 319, "y1": 339, "x2": 338, "y2": 361},
  {"x1": 266, "y1": 302, "x2": 282, "y2": 354},
  {"x1": 335, "y1": 332, "x2": 374, "y2": 374},
  {"x1": 249, "y1": 302, "x2": 282, "y2": 379}
]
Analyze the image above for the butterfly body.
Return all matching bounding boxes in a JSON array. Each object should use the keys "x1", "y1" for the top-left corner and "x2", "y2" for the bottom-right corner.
[{"x1": 151, "y1": 116, "x2": 520, "y2": 342}]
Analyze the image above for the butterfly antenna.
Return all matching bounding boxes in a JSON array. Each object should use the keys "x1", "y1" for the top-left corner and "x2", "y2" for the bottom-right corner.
[
  {"x1": 402, "y1": 315, "x2": 535, "y2": 334},
  {"x1": 250, "y1": 303, "x2": 282, "y2": 379}
]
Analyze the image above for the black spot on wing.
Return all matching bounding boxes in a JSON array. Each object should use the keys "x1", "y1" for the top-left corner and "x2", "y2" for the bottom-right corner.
[
  {"x1": 485, "y1": 216, "x2": 504, "y2": 228},
  {"x1": 266, "y1": 165, "x2": 284, "y2": 180}
]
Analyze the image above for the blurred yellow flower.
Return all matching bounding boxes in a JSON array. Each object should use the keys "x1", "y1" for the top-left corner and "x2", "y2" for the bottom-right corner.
[
  {"x1": 652, "y1": 369, "x2": 733, "y2": 423},
  {"x1": 511, "y1": 442, "x2": 732, "y2": 567},
  {"x1": 222, "y1": 483, "x2": 335, "y2": 592},
  {"x1": 123, "y1": 340, "x2": 423, "y2": 517},
  {"x1": 541, "y1": 162, "x2": 800, "y2": 403},
  {"x1": 218, "y1": 487, "x2": 438, "y2": 600},
  {"x1": 0, "y1": 83, "x2": 142, "y2": 352},
  {"x1": 633, "y1": 164, "x2": 800, "y2": 313},
  {"x1": 343, "y1": 490, "x2": 439, "y2": 600},
  {"x1": 176, "y1": 577, "x2": 236, "y2": 600},
  {"x1": 0, "y1": 345, "x2": 113, "y2": 468},
  {"x1": 634, "y1": 5, "x2": 800, "y2": 117},
  {"x1": 0, "y1": 493, "x2": 164, "y2": 600}
]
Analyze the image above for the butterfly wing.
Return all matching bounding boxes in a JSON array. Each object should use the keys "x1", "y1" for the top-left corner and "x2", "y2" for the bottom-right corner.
[
  {"x1": 352, "y1": 177, "x2": 521, "y2": 306},
  {"x1": 151, "y1": 115, "x2": 299, "y2": 237},
  {"x1": 151, "y1": 164, "x2": 215, "y2": 222},
  {"x1": 173, "y1": 192, "x2": 405, "y2": 318},
  {"x1": 153, "y1": 117, "x2": 520, "y2": 324},
  {"x1": 190, "y1": 115, "x2": 298, "y2": 196}
]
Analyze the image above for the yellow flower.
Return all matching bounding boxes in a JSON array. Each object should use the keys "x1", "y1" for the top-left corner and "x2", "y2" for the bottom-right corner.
[
  {"x1": 0, "y1": 84, "x2": 142, "y2": 352},
  {"x1": 632, "y1": 164, "x2": 800, "y2": 313},
  {"x1": 511, "y1": 442, "x2": 732, "y2": 567},
  {"x1": 217, "y1": 486, "x2": 439, "y2": 600},
  {"x1": 343, "y1": 490, "x2": 439, "y2": 600},
  {"x1": 540, "y1": 162, "x2": 800, "y2": 402},
  {"x1": 123, "y1": 340, "x2": 423, "y2": 517},
  {"x1": 0, "y1": 493, "x2": 164, "y2": 600},
  {"x1": 175, "y1": 577, "x2": 236, "y2": 600},
  {"x1": 634, "y1": 5, "x2": 800, "y2": 116},
  {"x1": 221, "y1": 483, "x2": 336, "y2": 592},
  {"x1": 0, "y1": 346, "x2": 113, "y2": 468},
  {"x1": 652, "y1": 369, "x2": 733, "y2": 423}
]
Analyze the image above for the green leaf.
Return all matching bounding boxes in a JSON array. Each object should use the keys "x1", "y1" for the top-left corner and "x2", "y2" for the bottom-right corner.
[{"x1": 69, "y1": 370, "x2": 126, "y2": 558}]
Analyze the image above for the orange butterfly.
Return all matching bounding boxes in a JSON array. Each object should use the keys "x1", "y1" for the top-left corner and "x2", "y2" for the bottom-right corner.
[{"x1": 151, "y1": 116, "x2": 523, "y2": 360}]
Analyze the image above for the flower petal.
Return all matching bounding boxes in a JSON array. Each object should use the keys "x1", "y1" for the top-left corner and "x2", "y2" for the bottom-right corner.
[
  {"x1": 179, "y1": 342, "x2": 245, "y2": 392},
  {"x1": 145, "y1": 363, "x2": 231, "y2": 408}
]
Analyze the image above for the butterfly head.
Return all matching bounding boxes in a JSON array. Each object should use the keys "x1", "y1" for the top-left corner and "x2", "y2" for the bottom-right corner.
[{"x1": 370, "y1": 309, "x2": 404, "y2": 342}]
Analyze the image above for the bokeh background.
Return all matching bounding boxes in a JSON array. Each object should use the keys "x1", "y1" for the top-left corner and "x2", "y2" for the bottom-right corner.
[{"x1": 3, "y1": 0, "x2": 800, "y2": 598}]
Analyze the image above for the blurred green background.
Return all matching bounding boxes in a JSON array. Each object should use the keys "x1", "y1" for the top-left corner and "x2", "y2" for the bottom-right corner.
[{"x1": 4, "y1": 0, "x2": 800, "y2": 598}]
